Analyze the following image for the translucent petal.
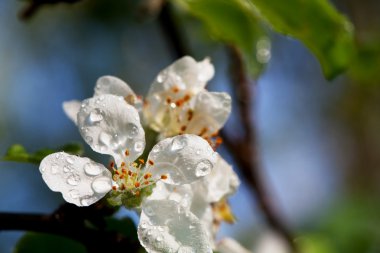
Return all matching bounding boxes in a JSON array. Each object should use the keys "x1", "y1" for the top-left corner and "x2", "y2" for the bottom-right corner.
[
  {"x1": 146, "y1": 134, "x2": 217, "y2": 185},
  {"x1": 217, "y1": 238, "x2": 252, "y2": 253},
  {"x1": 138, "y1": 199, "x2": 213, "y2": 253},
  {"x1": 197, "y1": 154, "x2": 240, "y2": 203},
  {"x1": 77, "y1": 94, "x2": 145, "y2": 165},
  {"x1": 39, "y1": 152, "x2": 112, "y2": 206},
  {"x1": 62, "y1": 100, "x2": 81, "y2": 125},
  {"x1": 186, "y1": 91, "x2": 232, "y2": 137},
  {"x1": 94, "y1": 76, "x2": 136, "y2": 98}
]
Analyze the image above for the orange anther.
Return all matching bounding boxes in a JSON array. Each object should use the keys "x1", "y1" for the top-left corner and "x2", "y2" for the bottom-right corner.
[
  {"x1": 128, "y1": 170, "x2": 132, "y2": 176},
  {"x1": 144, "y1": 181, "x2": 150, "y2": 185},
  {"x1": 183, "y1": 94, "x2": 191, "y2": 102},
  {"x1": 135, "y1": 191, "x2": 140, "y2": 196},
  {"x1": 148, "y1": 160, "x2": 154, "y2": 165},
  {"x1": 175, "y1": 100, "x2": 183, "y2": 107},
  {"x1": 187, "y1": 110, "x2": 194, "y2": 121},
  {"x1": 121, "y1": 168, "x2": 127, "y2": 174},
  {"x1": 112, "y1": 186, "x2": 117, "y2": 191},
  {"x1": 144, "y1": 173, "x2": 152, "y2": 179},
  {"x1": 180, "y1": 125, "x2": 187, "y2": 132},
  {"x1": 166, "y1": 97, "x2": 172, "y2": 104},
  {"x1": 172, "y1": 86, "x2": 180, "y2": 93},
  {"x1": 115, "y1": 170, "x2": 120, "y2": 175},
  {"x1": 161, "y1": 175, "x2": 168, "y2": 180},
  {"x1": 139, "y1": 159, "x2": 145, "y2": 164},
  {"x1": 121, "y1": 184, "x2": 126, "y2": 190},
  {"x1": 134, "y1": 182, "x2": 140, "y2": 188},
  {"x1": 125, "y1": 149, "x2": 130, "y2": 156},
  {"x1": 199, "y1": 127, "x2": 208, "y2": 137},
  {"x1": 109, "y1": 161, "x2": 114, "y2": 168},
  {"x1": 121, "y1": 162, "x2": 126, "y2": 167}
]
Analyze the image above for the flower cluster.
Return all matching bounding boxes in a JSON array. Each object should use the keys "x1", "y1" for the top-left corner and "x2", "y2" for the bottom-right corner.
[{"x1": 39, "y1": 56, "x2": 248, "y2": 253}]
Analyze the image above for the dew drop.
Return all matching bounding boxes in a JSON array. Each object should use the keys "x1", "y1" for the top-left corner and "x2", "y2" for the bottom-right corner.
[
  {"x1": 196, "y1": 150, "x2": 201, "y2": 155},
  {"x1": 84, "y1": 162, "x2": 102, "y2": 176},
  {"x1": 40, "y1": 166, "x2": 46, "y2": 173},
  {"x1": 147, "y1": 230, "x2": 152, "y2": 236},
  {"x1": 66, "y1": 156, "x2": 75, "y2": 164},
  {"x1": 171, "y1": 136, "x2": 186, "y2": 151},
  {"x1": 80, "y1": 198, "x2": 91, "y2": 206},
  {"x1": 63, "y1": 166, "x2": 71, "y2": 173},
  {"x1": 152, "y1": 144, "x2": 161, "y2": 153},
  {"x1": 195, "y1": 159, "x2": 213, "y2": 177},
  {"x1": 51, "y1": 164, "x2": 59, "y2": 174},
  {"x1": 85, "y1": 136, "x2": 93, "y2": 144},
  {"x1": 67, "y1": 173, "x2": 81, "y2": 186},
  {"x1": 140, "y1": 222, "x2": 148, "y2": 229},
  {"x1": 91, "y1": 177, "x2": 112, "y2": 194},
  {"x1": 126, "y1": 123, "x2": 139, "y2": 137},
  {"x1": 157, "y1": 74, "x2": 164, "y2": 83},
  {"x1": 144, "y1": 206, "x2": 155, "y2": 216},
  {"x1": 134, "y1": 141, "x2": 144, "y2": 153},
  {"x1": 88, "y1": 108, "x2": 103, "y2": 124},
  {"x1": 99, "y1": 132, "x2": 112, "y2": 147},
  {"x1": 69, "y1": 189, "x2": 80, "y2": 199}
]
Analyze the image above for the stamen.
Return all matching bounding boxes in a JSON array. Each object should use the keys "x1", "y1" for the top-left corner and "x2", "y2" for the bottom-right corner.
[
  {"x1": 183, "y1": 94, "x2": 191, "y2": 102},
  {"x1": 199, "y1": 127, "x2": 208, "y2": 137},
  {"x1": 187, "y1": 109, "x2": 194, "y2": 121},
  {"x1": 148, "y1": 160, "x2": 154, "y2": 166},
  {"x1": 121, "y1": 162, "x2": 126, "y2": 167},
  {"x1": 161, "y1": 174, "x2": 168, "y2": 180},
  {"x1": 125, "y1": 149, "x2": 130, "y2": 156},
  {"x1": 109, "y1": 161, "x2": 114, "y2": 168},
  {"x1": 139, "y1": 158, "x2": 145, "y2": 164},
  {"x1": 112, "y1": 186, "x2": 117, "y2": 191},
  {"x1": 144, "y1": 173, "x2": 152, "y2": 179},
  {"x1": 134, "y1": 182, "x2": 140, "y2": 188},
  {"x1": 172, "y1": 85, "x2": 180, "y2": 93},
  {"x1": 180, "y1": 125, "x2": 187, "y2": 132},
  {"x1": 166, "y1": 97, "x2": 172, "y2": 104}
]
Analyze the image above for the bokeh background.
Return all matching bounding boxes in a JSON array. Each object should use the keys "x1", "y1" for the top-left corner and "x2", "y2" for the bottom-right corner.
[{"x1": 0, "y1": 0, "x2": 379, "y2": 252}]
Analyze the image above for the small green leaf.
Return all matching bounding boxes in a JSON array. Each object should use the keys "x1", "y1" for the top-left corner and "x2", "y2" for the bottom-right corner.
[
  {"x1": 105, "y1": 217, "x2": 138, "y2": 240},
  {"x1": 247, "y1": 0, "x2": 355, "y2": 79},
  {"x1": 3, "y1": 142, "x2": 84, "y2": 164},
  {"x1": 174, "y1": 0, "x2": 270, "y2": 77},
  {"x1": 14, "y1": 232, "x2": 87, "y2": 253}
]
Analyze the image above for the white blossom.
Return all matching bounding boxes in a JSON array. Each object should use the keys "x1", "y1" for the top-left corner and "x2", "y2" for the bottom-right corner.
[
  {"x1": 63, "y1": 56, "x2": 231, "y2": 139},
  {"x1": 40, "y1": 94, "x2": 218, "y2": 253}
]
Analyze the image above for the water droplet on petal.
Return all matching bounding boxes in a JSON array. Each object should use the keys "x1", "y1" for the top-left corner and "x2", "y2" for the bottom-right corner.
[
  {"x1": 91, "y1": 176, "x2": 112, "y2": 194},
  {"x1": 152, "y1": 145, "x2": 161, "y2": 153},
  {"x1": 85, "y1": 136, "x2": 93, "y2": 144},
  {"x1": 147, "y1": 230, "x2": 152, "y2": 236},
  {"x1": 195, "y1": 159, "x2": 213, "y2": 177},
  {"x1": 88, "y1": 108, "x2": 103, "y2": 124},
  {"x1": 157, "y1": 74, "x2": 164, "y2": 83},
  {"x1": 126, "y1": 123, "x2": 139, "y2": 137},
  {"x1": 67, "y1": 173, "x2": 80, "y2": 186},
  {"x1": 55, "y1": 153, "x2": 61, "y2": 159},
  {"x1": 196, "y1": 150, "x2": 201, "y2": 155},
  {"x1": 99, "y1": 132, "x2": 112, "y2": 147},
  {"x1": 66, "y1": 156, "x2": 75, "y2": 164},
  {"x1": 63, "y1": 166, "x2": 71, "y2": 173},
  {"x1": 144, "y1": 206, "x2": 155, "y2": 216},
  {"x1": 51, "y1": 164, "x2": 59, "y2": 174},
  {"x1": 140, "y1": 222, "x2": 147, "y2": 229},
  {"x1": 69, "y1": 189, "x2": 80, "y2": 199},
  {"x1": 84, "y1": 162, "x2": 102, "y2": 176},
  {"x1": 171, "y1": 137, "x2": 186, "y2": 151},
  {"x1": 134, "y1": 141, "x2": 144, "y2": 153}
]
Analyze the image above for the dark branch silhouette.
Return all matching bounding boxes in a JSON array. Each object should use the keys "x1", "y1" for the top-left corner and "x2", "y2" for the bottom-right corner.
[{"x1": 20, "y1": 0, "x2": 82, "y2": 20}]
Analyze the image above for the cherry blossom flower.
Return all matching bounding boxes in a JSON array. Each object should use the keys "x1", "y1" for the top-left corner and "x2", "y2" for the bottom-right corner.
[
  {"x1": 63, "y1": 56, "x2": 231, "y2": 140},
  {"x1": 39, "y1": 94, "x2": 218, "y2": 253}
]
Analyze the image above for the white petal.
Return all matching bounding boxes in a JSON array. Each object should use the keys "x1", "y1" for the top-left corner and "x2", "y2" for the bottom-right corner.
[
  {"x1": 217, "y1": 238, "x2": 252, "y2": 253},
  {"x1": 199, "y1": 154, "x2": 240, "y2": 203},
  {"x1": 146, "y1": 134, "x2": 217, "y2": 185},
  {"x1": 149, "y1": 56, "x2": 214, "y2": 95},
  {"x1": 62, "y1": 100, "x2": 81, "y2": 125},
  {"x1": 94, "y1": 76, "x2": 136, "y2": 98},
  {"x1": 77, "y1": 94, "x2": 145, "y2": 165},
  {"x1": 186, "y1": 91, "x2": 232, "y2": 136},
  {"x1": 138, "y1": 199, "x2": 212, "y2": 253},
  {"x1": 39, "y1": 152, "x2": 112, "y2": 206}
]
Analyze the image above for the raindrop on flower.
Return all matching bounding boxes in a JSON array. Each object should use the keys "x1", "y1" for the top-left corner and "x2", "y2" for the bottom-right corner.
[
  {"x1": 63, "y1": 166, "x2": 71, "y2": 173},
  {"x1": 126, "y1": 123, "x2": 139, "y2": 137},
  {"x1": 134, "y1": 141, "x2": 144, "y2": 152},
  {"x1": 91, "y1": 177, "x2": 112, "y2": 194},
  {"x1": 195, "y1": 159, "x2": 213, "y2": 177},
  {"x1": 51, "y1": 164, "x2": 59, "y2": 174},
  {"x1": 140, "y1": 222, "x2": 148, "y2": 230},
  {"x1": 84, "y1": 162, "x2": 102, "y2": 176},
  {"x1": 157, "y1": 74, "x2": 164, "y2": 83},
  {"x1": 85, "y1": 136, "x2": 93, "y2": 144},
  {"x1": 99, "y1": 132, "x2": 112, "y2": 147},
  {"x1": 88, "y1": 108, "x2": 103, "y2": 124},
  {"x1": 171, "y1": 137, "x2": 186, "y2": 151},
  {"x1": 66, "y1": 156, "x2": 75, "y2": 164},
  {"x1": 69, "y1": 189, "x2": 80, "y2": 199},
  {"x1": 67, "y1": 174, "x2": 80, "y2": 186}
]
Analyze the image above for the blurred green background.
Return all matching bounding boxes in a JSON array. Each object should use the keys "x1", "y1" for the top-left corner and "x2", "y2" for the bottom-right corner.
[{"x1": 0, "y1": 0, "x2": 379, "y2": 252}]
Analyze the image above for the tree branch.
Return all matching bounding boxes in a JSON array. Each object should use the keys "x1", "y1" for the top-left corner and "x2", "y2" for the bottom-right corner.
[
  {"x1": 223, "y1": 46, "x2": 298, "y2": 252},
  {"x1": 0, "y1": 203, "x2": 141, "y2": 253},
  {"x1": 20, "y1": 0, "x2": 82, "y2": 21}
]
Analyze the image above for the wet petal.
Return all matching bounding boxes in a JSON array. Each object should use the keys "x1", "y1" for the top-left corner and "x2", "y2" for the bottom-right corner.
[
  {"x1": 146, "y1": 134, "x2": 217, "y2": 185},
  {"x1": 199, "y1": 154, "x2": 240, "y2": 203},
  {"x1": 77, "y1": 94, "x2": 145, "y2": 165},
  {"x1": 94, "y1": 76, "x2": 135, "y2": 98},
  {"x1": 217, "y1": 238, "x2": 252, "y2": 253},
  {"x1": 138, "y1": 199, "x2": 212, "y2": 253},
  {"x1": 62, "y1": 100, "x2": 81, "y2": 125},
  {"x1": 39, "y1": 152, "x2": 112, "y2": 206},
  {"x1": 186, "y1": 91, "x2": 231, "y2": 137}
]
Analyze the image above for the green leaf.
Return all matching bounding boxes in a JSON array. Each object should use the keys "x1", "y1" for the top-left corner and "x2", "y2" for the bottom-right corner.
[
  {"x1": 173, "y1": 0, "x2": 270, "y2": 77},
  {"x1": 105, "y1": 217, "x2": 138, "y2": 240},
  {"x1": 297, "y1": 235, "x2": 336, "y2": 253},
  {"x1": 3, "y1": 142, "x2": 84, "y2": 164},
  {"x1": 247, "y1": 0, "x2": 354, "y2": 79},
  {"x1": 14, "y1": 232, "x2": 87, "y2": 253}
]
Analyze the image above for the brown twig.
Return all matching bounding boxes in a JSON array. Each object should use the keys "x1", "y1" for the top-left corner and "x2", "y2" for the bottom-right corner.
[
  {"x1": 223, "y1": 46, "x2": 298, "y2": 252},
  {"x1": 158, "y1": 2, "x2": 297, "y2": 251},
  {"x1": 19, "y1": 0, "x2": 82, "y2": 20},
  {"x1": 0, "y1": 203, "x2": 141, "y2": 252}
]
